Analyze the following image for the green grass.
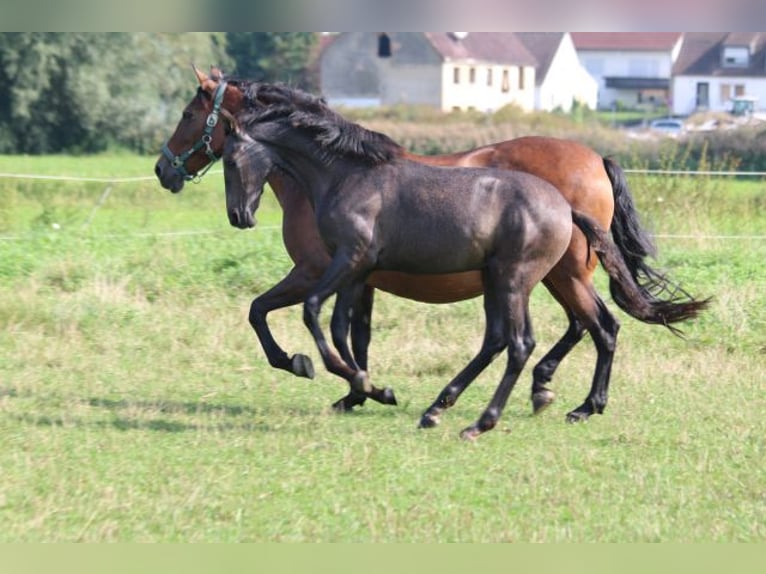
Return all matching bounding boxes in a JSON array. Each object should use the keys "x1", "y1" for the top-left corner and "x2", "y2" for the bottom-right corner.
[{"x1": 0, "y1": 155, "x2": 764, "y2": 541}]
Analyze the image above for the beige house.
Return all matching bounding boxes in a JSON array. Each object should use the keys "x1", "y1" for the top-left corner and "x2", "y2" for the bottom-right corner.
[{"x1": 319, "y1": 33, "x2": 537, "y2": 112}]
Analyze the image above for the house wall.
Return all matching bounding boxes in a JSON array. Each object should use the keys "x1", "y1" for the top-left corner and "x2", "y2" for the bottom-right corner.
[
  {"x1": 579, "y1": 49, "x2": 674, "y2": 108},
  {"x1": 440, "y1": 63, "x2": 535, "y2": 112},
  {"x1": 537, "y1": 34, "x2": 598, "y2": 111},
  {"x1": 672, "y1": 76, "x2": 766, "y2": 115},
  {"x1": 320, "y1": 33, "x2": 384, "y2": 107}
]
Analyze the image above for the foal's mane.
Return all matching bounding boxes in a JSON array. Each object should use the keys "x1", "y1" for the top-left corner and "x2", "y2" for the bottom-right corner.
[{"x1": 230, "y1": 80, "x2": 404, "y2": 166}]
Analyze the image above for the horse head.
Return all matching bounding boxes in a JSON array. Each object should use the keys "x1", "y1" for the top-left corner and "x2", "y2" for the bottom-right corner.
[
  {"x1": 221, "y1": 111, "x2": 274, "y2": 229},
  {"x1": 154, "y1": 66, "x2": 244, "y2": 193}
]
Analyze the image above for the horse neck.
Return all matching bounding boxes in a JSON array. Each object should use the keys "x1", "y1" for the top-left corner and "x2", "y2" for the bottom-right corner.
[{"x1": 266, "y1": 138, "x2": 346, "y2": 209}]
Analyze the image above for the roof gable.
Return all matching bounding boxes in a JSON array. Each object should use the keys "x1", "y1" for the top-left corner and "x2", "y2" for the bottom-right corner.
[
  {"x1": 673, "y1": 32, "x2": 766, "y2": 77},
  {"x1": 515, "y1": 33, "x2": 565, "y2": 83},
  {"x1": 423, "y1": 32, "x2": 537, "y2": 66}
]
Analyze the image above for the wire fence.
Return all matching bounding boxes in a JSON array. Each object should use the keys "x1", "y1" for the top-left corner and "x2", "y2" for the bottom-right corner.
[{"x1": 0, "y1": 168, "x2": 764, "y2": 242}]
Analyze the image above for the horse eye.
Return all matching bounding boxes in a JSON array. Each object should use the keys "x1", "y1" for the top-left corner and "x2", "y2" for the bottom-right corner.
[{"x1": 182, "y1": 111, "x2": 193, "y2": 121}]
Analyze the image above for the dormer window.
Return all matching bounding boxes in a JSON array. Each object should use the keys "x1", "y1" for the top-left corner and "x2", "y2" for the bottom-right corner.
[
  {"x1": 378, "y1": 33, "x2": 392, "y2": 58},
  {"x1": 722, "y1": 46, "x2": 749, "y2": 68}
]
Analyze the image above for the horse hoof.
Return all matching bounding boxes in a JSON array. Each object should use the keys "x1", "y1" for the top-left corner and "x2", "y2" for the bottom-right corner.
[
  {"x1": 565, "y1": 410, "x2": 590, "y2": 423},
  {"x1": 459, "y1": 426, "x2": 481, "y2": 441},
  {"x1": 382, "y1": 387, "x2": 398, "y2": 406},
  {"x1": 331, "y1": 393, "x2": 366, "y2": 412},
  {"x1": 291, "y1": 354, "x2": 315, "y2": 379},
  {"x1": 532, "y1": 389, "x2": 556, "y2": 415},
  {"x1": 418, "y1": 413, "x2": 440, "y2": 429}
]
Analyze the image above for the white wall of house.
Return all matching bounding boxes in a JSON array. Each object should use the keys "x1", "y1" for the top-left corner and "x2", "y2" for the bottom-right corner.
[
  {"x1": 672, "y1": 76, "x2": 766, "y2": 115},
  {"x1": 538, "y1": 35, "x2": 598, "y2": 111},
  {"x1": 579, "y1": 49, "x2": 675, "y2": 108},
  {"x1": 439, "y1": 63, "x2": 535, "y2": 112}
]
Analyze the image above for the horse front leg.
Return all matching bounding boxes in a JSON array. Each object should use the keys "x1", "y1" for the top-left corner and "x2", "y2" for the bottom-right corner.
[
  {"x1": 330, "y1": 283, "x2": 396, "y2": 411},
  {"x1": 302, "y1": 249, "x2": 392, "y2": 409},
  {"x1": 248, "y1": 265, "x2": 322, "y2": 379}
]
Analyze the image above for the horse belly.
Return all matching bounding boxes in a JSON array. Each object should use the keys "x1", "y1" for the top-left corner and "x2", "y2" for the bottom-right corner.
[{"x1": 367, "y1": 270, "x2": 483, "y2": 303}]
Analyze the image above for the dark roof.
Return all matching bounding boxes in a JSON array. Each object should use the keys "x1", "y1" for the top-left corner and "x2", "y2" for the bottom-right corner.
[
  {"x1": 515, "y1": 33, "x2": 565, "y2": 84},
  {"x1": 673, "y1": 32, "x2": 766, "y2": 77},
  {"x1": 423, "y1": 33, "x2": 537, "y2": 66},
  {"x1": 571, "y1": 32, "x2": 682, "y2": 51}
]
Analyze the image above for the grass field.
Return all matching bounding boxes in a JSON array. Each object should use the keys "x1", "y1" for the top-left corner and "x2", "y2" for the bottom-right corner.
[{"x1": 0, "y1": 154, "x2": 764, "y2": 541}]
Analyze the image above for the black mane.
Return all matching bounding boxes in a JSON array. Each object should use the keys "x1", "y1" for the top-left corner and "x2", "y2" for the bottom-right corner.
[{"x1": 231, "y1": 80, "x2": 403, "y2": 166}]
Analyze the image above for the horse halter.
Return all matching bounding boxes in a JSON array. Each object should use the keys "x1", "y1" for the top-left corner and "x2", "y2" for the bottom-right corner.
[{"x1": 162, "y1": 80, "x2": 228, "y2": 182}]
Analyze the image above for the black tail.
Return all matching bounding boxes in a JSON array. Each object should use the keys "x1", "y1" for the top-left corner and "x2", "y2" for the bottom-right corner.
[{"x1": 572, "y1": 208, "x2": 710, "y2": 336}]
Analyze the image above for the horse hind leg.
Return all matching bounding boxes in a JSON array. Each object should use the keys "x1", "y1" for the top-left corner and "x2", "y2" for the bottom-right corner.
[
  {"x1": 419, "y1": 268, "x2": 507, "y2": 429},
  {"x1": 460, "y1": 288, "x2": 536, "y2": 440},
  {"x1": 565, "y1": 291, "x2": 619, "y2": 422},
  {"x1": 530, "y1": 278, "x2": 587, "y2": 414}
]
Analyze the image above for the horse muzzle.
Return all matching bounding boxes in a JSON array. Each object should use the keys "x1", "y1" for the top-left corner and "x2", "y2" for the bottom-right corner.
[
  {"x1": 154, "y1": 158, "x2": 186, "y2": 194},
  {"x1": 228, "y1": 207, "x2": 256, "y2": 229}
]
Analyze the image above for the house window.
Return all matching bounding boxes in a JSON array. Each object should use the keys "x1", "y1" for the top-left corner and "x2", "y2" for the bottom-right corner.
[
  {"x1": 722, "y1": 46, "x2": 749, "y2": 67},
  {"x1": 501, "y1": 69, "x2": 510, "y2": 92},
  {"x1": 518, "y1": 67, "x2": 525, "y2": 90},
  {"x1": 735, "y1": 84, "x2": 746, "y2": 96},
  {"x1": 487, "y1": 68, "x2": 493, "y2": 86},
  {"x1": 720, "y1": 83, "x2": 732, "y2": 102},
  {"x1": 377, "y1": 34, "x2": 391, "y2": 58},
  {"x1": 454, "y1": 67, "x2": 461, "y2": 84},
  {"x1": 469, "y1": 67, "x2": 476, "y2": 84}
]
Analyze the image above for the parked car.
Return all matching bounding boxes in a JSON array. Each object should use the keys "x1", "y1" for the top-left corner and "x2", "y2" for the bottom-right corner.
[{"x1": 649, "y1": 118, "x2": 685, "y2": 136}]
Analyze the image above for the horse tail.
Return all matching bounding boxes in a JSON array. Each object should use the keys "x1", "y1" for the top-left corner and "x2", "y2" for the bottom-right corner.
[{"x1": 571, "y1": 209, "x2": 710, "y2": 335}]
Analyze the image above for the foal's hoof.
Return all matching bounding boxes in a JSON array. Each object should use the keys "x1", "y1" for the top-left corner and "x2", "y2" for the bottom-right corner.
[
  {"x1": 366, "y1": 386, "x2": 398, "y2": 406},
  {"x1": 418, "y1": 413, "x2": 440, "y2": 429},
  {"x1": 531, "y1": 389, "x2": 556, "y2": 415},
  {"x1": 459, "y1": 426, "x2": 482, "y2": 441},
  {"x1": 291, "y1": 354, "x2": 315, "y2": 379},
  {"x1": 380, "y1": 387, "x2": 398, "y2": 406},
  {"x1": 332, "y1": 393, "x2": 366, "y2": 412},
  {"x1": 565, "y1": 409, "x2": 591, "y2": 424}
]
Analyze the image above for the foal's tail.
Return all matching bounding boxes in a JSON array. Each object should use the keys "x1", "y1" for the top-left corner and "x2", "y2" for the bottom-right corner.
[{"x1": 571, "y1": 209, "x2": 710, "y2": 335}]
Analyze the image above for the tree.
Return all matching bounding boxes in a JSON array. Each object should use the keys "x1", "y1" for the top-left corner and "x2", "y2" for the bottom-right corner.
[
  {"x1": 0, "y1": 33, "x2": 233, "y2": 154},
  {"x1": 225, "y1": 33, "x2": 319, "y2": 90}
]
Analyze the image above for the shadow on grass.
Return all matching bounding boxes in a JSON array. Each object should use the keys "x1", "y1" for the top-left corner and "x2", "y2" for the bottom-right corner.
[{"x1": 6, "y1": 391, "x2": 406, "y2": 435}]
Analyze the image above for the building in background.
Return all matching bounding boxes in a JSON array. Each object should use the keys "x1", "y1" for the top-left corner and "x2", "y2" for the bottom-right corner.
[
  {"x1": 671, "y1": 32, "x2": 766, "y2": 115},
  {"x1": 571, "y1": 32, "x2": 683, "y2": 110},
  {"x1": 516, "y1": 32, "x2": 598, "y2": 112},
  {"x1": 319, "y1": 32, "x2": 538, "y2": 112}
]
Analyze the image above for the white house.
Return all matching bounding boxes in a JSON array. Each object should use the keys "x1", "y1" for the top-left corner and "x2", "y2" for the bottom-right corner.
[
  {"x1": 319, "y1": 33, "x2": 537, "y2": 112},
  {"x1": 671, "y1": 32, "x2": 766, "y2": 115},
  {"x1": 572, "y1": 32, "x2": 684, "y2": 109},
  {"x1": 516, "y1": 32, "x2": 598, "y2": 111}
]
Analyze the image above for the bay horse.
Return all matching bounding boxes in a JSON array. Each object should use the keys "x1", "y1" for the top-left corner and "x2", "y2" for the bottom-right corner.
[{"x1": 154, "y1": 68, "x2": 708, "y2": 422}]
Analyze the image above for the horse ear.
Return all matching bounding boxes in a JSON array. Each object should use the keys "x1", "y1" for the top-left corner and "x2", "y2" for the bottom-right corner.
[
  {"x1": 192, "y1": 64, "x2": 218, "y2": 95},
  {"x1": 193, "y1": 64, "x2": 208, "y2": 86},
  {"x1": 210, "y1": 66, "x2": 224, "y2": 81}
]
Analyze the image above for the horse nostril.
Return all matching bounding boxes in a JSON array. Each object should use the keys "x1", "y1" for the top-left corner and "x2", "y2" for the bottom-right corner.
[
  {"x1": 229, "y1": 210, "x2": 240, "y2": 227},
  {"x1": 155, "y1": 163, "x2": 163, "y2": 179}
]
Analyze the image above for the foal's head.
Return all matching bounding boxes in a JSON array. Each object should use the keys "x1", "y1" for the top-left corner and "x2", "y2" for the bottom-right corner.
[{"x1": 222, "y1": 119, "x2": 274, "y2": 229}]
